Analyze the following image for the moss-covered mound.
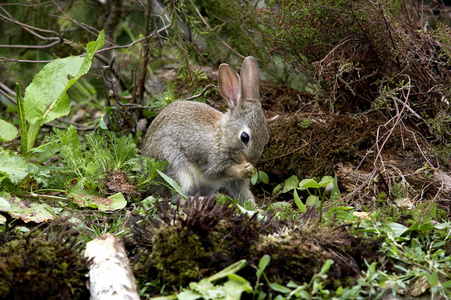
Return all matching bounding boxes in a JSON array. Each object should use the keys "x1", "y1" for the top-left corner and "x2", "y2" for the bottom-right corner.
[
  {"x1": 130, "y1": 196, "x2": 381, "y2": 293},
  {"x1": 0, "y1": 232, "x2": 89, "y2": 300}
]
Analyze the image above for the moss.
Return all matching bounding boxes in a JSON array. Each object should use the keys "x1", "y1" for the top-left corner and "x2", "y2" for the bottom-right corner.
[
  {"x1": 150, "y1": 226, "x2": 208, "y2": 285},
  {"x1": 132, "y1": 197, "x2": 382, "y2": 292},
  {"x1": 0, "y1": 234, "x2": 89, "y2": 300}
]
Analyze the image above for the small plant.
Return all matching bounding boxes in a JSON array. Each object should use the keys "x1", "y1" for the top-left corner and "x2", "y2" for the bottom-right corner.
[
  {"x1": 0, "y1": 31, "x2": 105, "y2": 189},
  {"x1": 266, "y1": 259, "x2": 335, "y2": 299},
  {"x1": 149, "y1": 260, "x2": 252, "y2": 300},
  {"x1": 274, "y1": 174, "x2": 340, "y2": 222},
  {"x1": 251, "y1": 168, "x2": 269, "y2": 185}
]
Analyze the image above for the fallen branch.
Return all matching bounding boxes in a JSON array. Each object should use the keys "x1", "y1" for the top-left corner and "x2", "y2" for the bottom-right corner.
[{"x1": 85, "y1": 233, "x2": 140, "y2": 300}]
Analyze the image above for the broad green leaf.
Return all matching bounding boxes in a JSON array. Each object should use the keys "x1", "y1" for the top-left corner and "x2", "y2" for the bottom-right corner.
[
  {"x1": 0, "y1": 192, "x2": 60, "y2": 223},
  {"x1": 106, "y1": 193, "x2": 128, "y2": 210},
  {"x1": 434, "y1": 222, "x2": 450, "y2": 230},
  {"x1": 425, "y1": 271, "x2": 439, "y2": 286},
  {"x1": 24, "y1": 30, "x2": 105, "y2": 125},
  {"x1": 0, "y1": 214, "x2": 6, "y2": 225},
  {"x1": 0, "y1": 120, "x2": 18, "y2": 142},
  {"x1": 257, "y1": 291, "x2": 267, "y2": 300},
  {"x1": 306, "y1": 195, "x2": 319, "y2": 206},
  {"x1": 299, "y1": 178, "x2": 319, "y2": 189},
  {"x1": 69, "y1": 190, "x2": 126, "y2": 211},
  {"x1": 189, "y1": 279, "x2": 225, "y2": 299},
  {"x1": 24, "y1": 58, "x2": 81, "y2": 124},
  {"x1": 29, "y1": 141, "x2": 60, "y2": 163},
  {"x1": 273, "y1": 175, "x2": 299, "y2": 194},
  {"x1": 407, "y1": 221, "x2": 435, "y2": 233},
  {"x1": 223, "y1": 277, "x2": 252, "y2": 299},
  {"x1": 294, "y1": 189, "x2": 306, "y2": 212},
  {"x1": 0, "y1": 155, "x2": 38, "y2": 184},
  {"x1": 386, "y1": 222, "x2": 409, "y2": 237},
  {"x1": 317, "y1": 176, "x2": 334, "y2": 187},
  {"x1": 177, "y1": 290, "x2": 201, "y2": 300},
  {"x1": 442, "y1": 280, "x2": 451, "y2": 289},
  {"x1": 259, "y1": 170, "x2": 269, "y2": 184}
]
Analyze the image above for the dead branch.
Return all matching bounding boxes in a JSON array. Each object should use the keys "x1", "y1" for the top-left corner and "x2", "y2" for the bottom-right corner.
[{"x1": 85, "y1": 234, "x2": 140, "y2": 300}]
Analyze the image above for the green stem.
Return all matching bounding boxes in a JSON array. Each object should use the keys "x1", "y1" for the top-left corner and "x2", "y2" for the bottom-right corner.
[
  {"x1": 26, "y1": 121, "x2": 42, "y2": 159},
  {"x1": 319, "y1": 191, "x2": 324, "y2": 224},
  {"x1": 33, "y1": 189, "x2": 66, "y2": 194},
  {"x1": 16, "y1": 83, "x2": 28, "y2": 157}
]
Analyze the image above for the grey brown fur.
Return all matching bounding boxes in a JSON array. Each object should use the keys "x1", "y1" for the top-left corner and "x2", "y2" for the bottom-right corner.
[{"x1": 142, "y1": 57, "x2": 269, "y2": 204}]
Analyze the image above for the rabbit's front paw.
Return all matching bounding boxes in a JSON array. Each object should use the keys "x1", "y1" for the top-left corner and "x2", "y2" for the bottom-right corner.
[{"x1": 231, "y1": 162, "x2": 254, "y2": 179}]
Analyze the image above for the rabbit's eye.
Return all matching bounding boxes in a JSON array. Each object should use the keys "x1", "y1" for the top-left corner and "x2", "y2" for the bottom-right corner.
[{"x1": 240, "y1": 132, "x2": 250, "y2": 145}]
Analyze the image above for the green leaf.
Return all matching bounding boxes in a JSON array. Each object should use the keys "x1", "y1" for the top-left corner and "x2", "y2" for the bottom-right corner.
[
  {"x1": 0, "y1": 192, "x2": 60, "y2": 223},
  {"x1": 434, "y1": 222, "x2": 450, "y2": 230},
  {"x1": 259, "y1": 170, "x2": 269, "y2": 184},
  {"x1": 29, "y1": 141, "x2": 60, "y2": 163},
  {"x1": 294, "y1": 189, "x2": 306, "y2": 212},
  {"x1": 268, "y1": 282, "x2": 292, "y2": 294},
  {"x1": 177, "y1": 290, "x2": 202, "y2": 300},
  {"x1": 223, "y1": 277, "x2": 252, "y2": 299},
  {"x1": 23, "y1": 30, "x2": 105, "y2": 125},
  {"x1": 106, "y1": 193, "x2": 128, "y2": 210},
  {"x1": 386, "y1": 222, "x2": 409, "y2": 237},
  {"x1": 16, "y1": 83, "x2": 28, "y2": 155},
  {"x1": 0, "y1": 120, "x2": 18, "y2": 142},
  {"x1": 189, "y1": 279, "x2": 227, "y2": 299},
  {"x1": 330, "y1": 173, "x2": 341, "y2": 200},
  {"x1": 269, "y1": 201, "x2": 292, "y2": 209},
  {"x1": 306, "y1": 195, "x2": 319, "y2": 206},
  {"x1": 257, "y1": 255, "x2": 271, "y2": 276},
  {"x1": 157, "y1": 169, "x2": 186, "y2": 199},
  {"x1": 425, "y1": 271, "x2": 439, "y2": 286},
  {"x1": 299, "y1": 178, "x2": 319, "y2": 189},
  {"x1": 251, "y1": 168, "x2": 258, "y2": 185},
  {"x1": 442, "y1": 280, "x2": 451, "y2": 290},
  {"x1": 207, "y1": 260, "x2": 247, "y2": 282},
  {"x1": 317, "y1": 176, "x2": 334, "y2": 187},
  {"x1": 24, "y1": 58, "x2": 79, "y2": 124},
  {"x1": 0, "y1": 154, "x2": 38, "y2": 184},
  {"x1": 320, "y1": 259, "x2": 334, "y2": 274},
  {"x1": 55, "y1": 125, "x2": 84, "y2": 170},
  {"x1": 69, "y1": 189, "x2": 127, "y2": 211},
  {"x1": 407, "y1": 221, "x2": 435, "y2": 233},
  {"x1": 274, "y1": 175, "x2": 299, "y2": 194}
]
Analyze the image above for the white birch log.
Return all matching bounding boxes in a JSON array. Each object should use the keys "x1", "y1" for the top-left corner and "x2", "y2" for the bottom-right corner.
[{"x1": 85, "y1": 233, "x2": 140, "y2": 300}]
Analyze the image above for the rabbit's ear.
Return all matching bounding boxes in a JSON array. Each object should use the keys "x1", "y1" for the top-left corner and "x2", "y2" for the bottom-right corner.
[
  {"x1": 241, "y1": 56, "x2": 260, "y2": 100},
  {"x1": 219, "y1": 64, "x2": 241, "y2": 107}
]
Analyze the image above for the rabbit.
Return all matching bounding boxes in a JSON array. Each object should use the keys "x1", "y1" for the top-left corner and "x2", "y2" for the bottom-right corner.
[{"x1": 142, "y1": 56, "x2": 269, "y2": 205}]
